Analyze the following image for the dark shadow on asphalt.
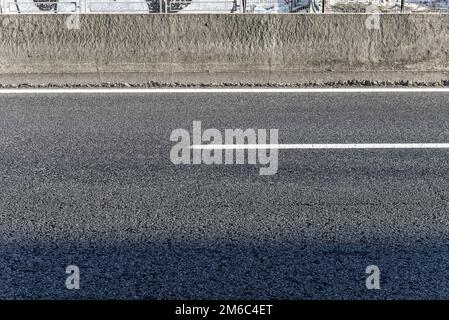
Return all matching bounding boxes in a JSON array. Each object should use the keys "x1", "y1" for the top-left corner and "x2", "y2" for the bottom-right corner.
[{"x1": 1, "y1": 239, "x2": 449, "y2": 299}]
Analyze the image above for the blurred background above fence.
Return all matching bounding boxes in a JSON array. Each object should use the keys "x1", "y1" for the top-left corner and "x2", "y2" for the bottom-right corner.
[{"x1": 0, "y1": 0, "x2": 448, "y2": 13}]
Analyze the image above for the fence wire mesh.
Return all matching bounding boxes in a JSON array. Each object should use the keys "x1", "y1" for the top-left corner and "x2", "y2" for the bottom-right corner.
[{"x1": 1, "y1": 0, "x2": 448, "y2": 13}]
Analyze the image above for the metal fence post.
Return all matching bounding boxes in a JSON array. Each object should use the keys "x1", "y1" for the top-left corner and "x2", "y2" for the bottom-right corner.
[
  {"x1": 400, "y1": 0, "x2": 404, "y2": 12},
  {"x1": 321, "y1": 0, "x2": 324, "y2": 13},
  {"x1": 81, "y1": 0, "x2": 87, "y2": 13},
  {"x1": 1, "y1": 0, "x2": 6, "y2": 13}
]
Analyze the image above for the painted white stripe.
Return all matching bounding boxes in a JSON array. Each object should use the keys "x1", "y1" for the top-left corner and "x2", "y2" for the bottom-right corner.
[
  {"x1": 191, "y1": 143, "x2": 449, "y2": 150},
  {"x1": 1, "y1": 88, "x2": 449, "y2": 94}
]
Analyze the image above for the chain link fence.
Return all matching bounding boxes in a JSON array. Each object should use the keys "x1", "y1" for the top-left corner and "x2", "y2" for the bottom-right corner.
[{"x1": 0, "y1": 0, "x2": 448, "y2": 13}]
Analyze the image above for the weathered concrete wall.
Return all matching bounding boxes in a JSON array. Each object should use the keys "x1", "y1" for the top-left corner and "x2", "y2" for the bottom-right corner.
[{"x1": 0, "y1": 14, "x2": 448, "y2": 84}]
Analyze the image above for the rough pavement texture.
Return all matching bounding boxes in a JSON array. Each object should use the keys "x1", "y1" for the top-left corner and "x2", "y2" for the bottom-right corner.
[
  {"x1": 1, "y1": 92, "x2": 449, "y2": 299},
  {"x1": 1, "y1": 14, "x2": 449, "y2": 84}
]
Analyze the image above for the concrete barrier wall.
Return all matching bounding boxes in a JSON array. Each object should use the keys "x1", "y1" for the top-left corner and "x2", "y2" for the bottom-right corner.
[{"x1": 0, "y1": 14, "x2": 449, "y2": 84}]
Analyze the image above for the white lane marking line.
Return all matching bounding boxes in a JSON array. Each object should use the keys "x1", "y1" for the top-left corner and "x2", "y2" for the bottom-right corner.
[
  {"x1": 190, "y1": 143, "x2": 449, "y2": 149},
  {"x1": 1, "y1": 88, "x2": 449, "y2": 93}
]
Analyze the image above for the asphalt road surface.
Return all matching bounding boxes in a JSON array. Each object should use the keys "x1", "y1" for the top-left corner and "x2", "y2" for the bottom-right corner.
[{"x1": 2, "y1": 91, "x2": 449, "y2": 299}]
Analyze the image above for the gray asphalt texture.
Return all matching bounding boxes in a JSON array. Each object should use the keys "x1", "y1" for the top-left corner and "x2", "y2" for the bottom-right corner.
[{"x1": 1, "y1": 92, "x2": 449, "y2": 299}]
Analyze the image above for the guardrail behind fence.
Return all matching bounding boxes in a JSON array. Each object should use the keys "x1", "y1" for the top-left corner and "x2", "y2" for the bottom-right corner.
[{"x1": 1, "y1": 0, "x2": 449, "y2": 13}]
